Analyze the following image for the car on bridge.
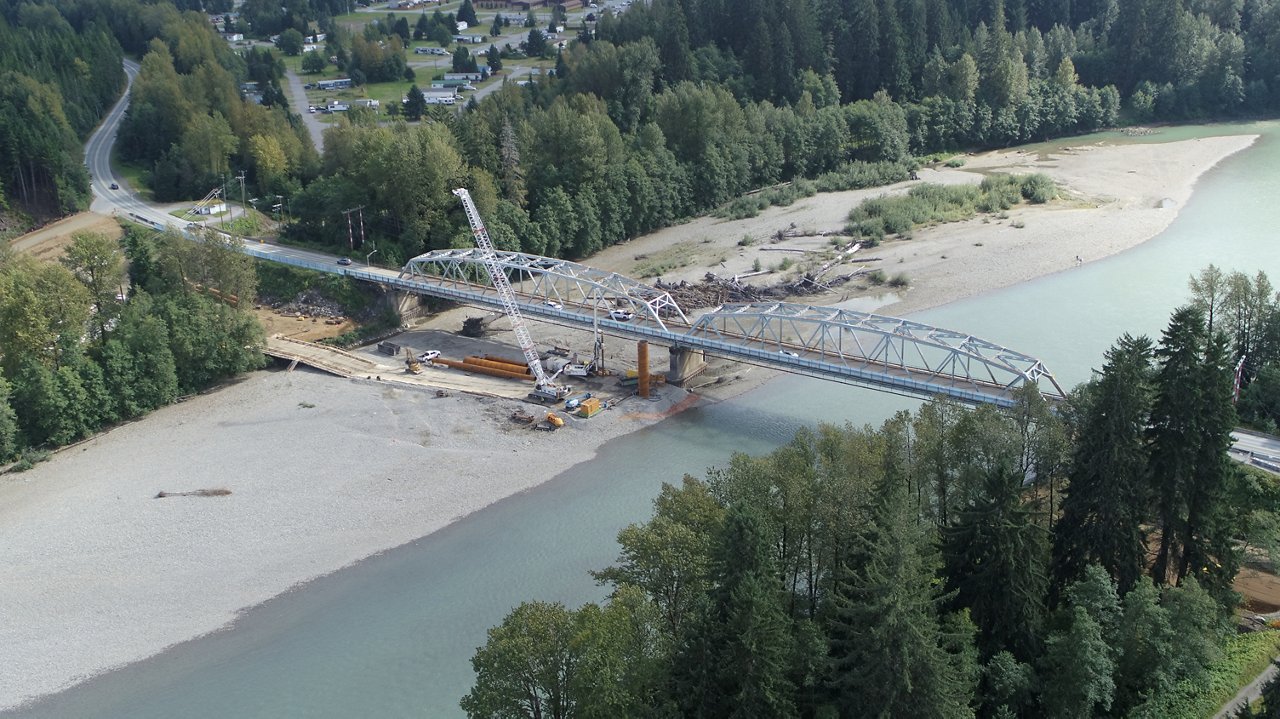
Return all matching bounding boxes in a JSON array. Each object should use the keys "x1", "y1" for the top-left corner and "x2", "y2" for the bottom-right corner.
[
  {"x1": 609, "y1": 309, "x2": 634, "y2": 321},
  {"x1": 109, "y1": 182, "x2": 119, "y2": 190},
  {"x1": 337, "y1": 258, "x2": 353, "y2": 266},
  {"x1": 779, "y1": 349, "x2": 799, "y2": 358},
  {"x1": 543, "y1": 300, "x2": 563, "y2": 310}
]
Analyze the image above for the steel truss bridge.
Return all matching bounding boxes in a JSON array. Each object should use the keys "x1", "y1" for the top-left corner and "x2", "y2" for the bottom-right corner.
[{"x1": 242, "y1": 242, "x2": 1066, "y2": 408}]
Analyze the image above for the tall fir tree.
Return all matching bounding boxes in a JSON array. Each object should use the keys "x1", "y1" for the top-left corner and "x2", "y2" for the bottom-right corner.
[
  {"x1": 1051, "y1": 334, "x2": 1153, "y2": 598},
  {"x1": 1147, "y1": 306, "x2": 1209, "y2": 585},
  {"x1": 824, "y1": 480, "x2": 977, "y2": 718},
  {"x1": 942, "y1": 463, "x2": 1049, "y2": 662},
  {"x1": 1179, "y1": 329, "x2": 1240, "y2": 604},
  {"x1": 671, "y1": 504, "x2": 797, "y2": 718}
]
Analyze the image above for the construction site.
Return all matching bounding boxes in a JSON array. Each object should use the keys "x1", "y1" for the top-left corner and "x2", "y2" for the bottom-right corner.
[{"x1": 262, "y1": 189, "x2": 739, "y2": 433}]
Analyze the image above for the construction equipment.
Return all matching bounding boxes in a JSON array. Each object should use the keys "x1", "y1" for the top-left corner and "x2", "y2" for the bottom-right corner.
[
  {"x1": 404, "y1": 347, "x2": 424, "y2": 374},
  {"x1": 454, "y1": 188, "x2": 568, "y2": 403}
]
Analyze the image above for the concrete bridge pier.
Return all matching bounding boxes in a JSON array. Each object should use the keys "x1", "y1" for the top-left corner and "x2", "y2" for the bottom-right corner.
[
  {"x1": 393, "y1": 290, "x2": 431, "y2": 321},
  {"x1": 667, "y1": 346, "x2": 707, "y2": 385}
]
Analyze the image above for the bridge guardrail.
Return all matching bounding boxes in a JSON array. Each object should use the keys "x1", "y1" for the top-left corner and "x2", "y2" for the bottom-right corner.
[{"x1": 226, "y1": 239, "x2": 1045, "y2": 408}]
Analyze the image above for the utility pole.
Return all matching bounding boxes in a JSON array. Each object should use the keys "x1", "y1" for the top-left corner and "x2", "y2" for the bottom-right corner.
[
  {"x1": 236, "y1": 170, "x2": 247, "y2": 234},
  {"x1": 342, "y1": 205, "x2": 365, "y2": 250}
]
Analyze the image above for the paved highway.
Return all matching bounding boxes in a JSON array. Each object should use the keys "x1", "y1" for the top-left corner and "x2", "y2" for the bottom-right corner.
[{"x1": 86, "y1": 58, "x2": 139, "y2": 215}]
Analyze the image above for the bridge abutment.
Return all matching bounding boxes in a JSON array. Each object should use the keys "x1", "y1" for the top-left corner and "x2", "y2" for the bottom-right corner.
[
  {"x1": 392, "y1": 291, "x2": 431, "y2": 321},
  {"x1": 667, "y1": 347, "x2": 707, "y2": 385}
]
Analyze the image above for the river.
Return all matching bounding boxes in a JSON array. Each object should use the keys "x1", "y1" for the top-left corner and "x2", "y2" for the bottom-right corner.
[{"x1": 12, "y1": 121, "x2": 1280, "y2": 718}]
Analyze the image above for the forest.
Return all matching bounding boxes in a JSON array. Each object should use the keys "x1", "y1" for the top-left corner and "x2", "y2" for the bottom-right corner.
[
  {"x1": 0, "y1": 228, "x2": 266, "y2": 466},
  {"x1": 461, "y1": 269, "x2": 1280, "y2": 718}
]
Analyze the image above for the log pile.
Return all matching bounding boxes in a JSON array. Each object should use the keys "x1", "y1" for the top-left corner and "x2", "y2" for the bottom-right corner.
[{"x1": 654, "y1": 267, "x2": 869, "y2": 311}]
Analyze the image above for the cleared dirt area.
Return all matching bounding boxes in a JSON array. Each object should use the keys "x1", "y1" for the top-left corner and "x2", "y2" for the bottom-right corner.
[
  {"x1": 255, "y1": 306, "x2": 357, "y2": 342},
  {"x1": 1239, "y1": 565, "x2": 1280, "y2": 614},
  {"x1": 6, "y1": 211, "x2": 123, "y2": 260}
]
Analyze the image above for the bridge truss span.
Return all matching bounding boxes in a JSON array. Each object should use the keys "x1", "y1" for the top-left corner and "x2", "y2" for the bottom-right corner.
[
  {"x1": 402, "y1": 249, "x2": 689, "y2": 330},
  {"x1": 689, "y1": 302, "x2": 1067, "y2": 404}
]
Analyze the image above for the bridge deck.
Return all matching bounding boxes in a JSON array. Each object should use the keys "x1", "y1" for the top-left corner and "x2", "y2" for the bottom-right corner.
[{"x1": 238, "y1": 242, "x2": 1063, "y2": 409}]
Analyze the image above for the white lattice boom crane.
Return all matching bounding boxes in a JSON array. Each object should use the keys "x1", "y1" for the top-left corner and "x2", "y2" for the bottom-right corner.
[{"x1": 453, "y1": 188, "x2": 566, "y2": 402}]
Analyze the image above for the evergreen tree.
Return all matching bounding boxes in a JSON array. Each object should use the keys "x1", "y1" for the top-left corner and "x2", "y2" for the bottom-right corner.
[
  {"x1": 1179, "y1": 330, "x2": 1240, "y2": 605},
  {"x1": 825, "y1": 481, "x2": 977, "y2": 718},
  {"x1": 1113, "y1": 577, "x2": 1176, "y2": 712},
  {"x1": 1148, "y1": 306, "x2": 1209, "y2": 584},
  {"x1": 1052, "y1": 334, "x2": 1153, "y2": 597},
  {"x1": 1038, "y1": 605, "x2": 1115, "y2": 718},
  {"x1": 458, "y1": 0, "x2": 479, "y2": 27},
  {"x1": 404, "y1": 84, "x2": 426, "y2": 121},
  {"x1": 942, "y1": 463, "x2": 1049, "y2": 662},
  {"x1": 671, "y1": 505, "x2": 797, "y2": 718}
]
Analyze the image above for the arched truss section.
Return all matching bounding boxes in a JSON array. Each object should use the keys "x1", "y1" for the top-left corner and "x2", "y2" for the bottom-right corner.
[
  {"x1": 402, "y1": 249, "x2": 689, "y2": 329},
  {"x1": 689, "y1": 303, "x2": 1067, "y2": 401}
]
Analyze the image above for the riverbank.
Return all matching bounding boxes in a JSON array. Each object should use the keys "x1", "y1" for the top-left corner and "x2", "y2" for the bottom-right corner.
[
  {"x1": 0, "y1": 369, "x2": 698, "y2": 711},
  {"x1": 587, "y1": 131, "x2": 1260, "y2": 317},
  {"x1": 0, "y1": 129, "x2": 1261, "y2": 712}
]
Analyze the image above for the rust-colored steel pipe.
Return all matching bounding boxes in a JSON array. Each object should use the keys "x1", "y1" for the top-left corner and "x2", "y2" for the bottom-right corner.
[
  {"x1": 481, "y1": 355, "x2": 530, "y2": 370},
  {"x1": 638, "y1": 340, "x2": 650, "y2": 398},
  {"x1": 436, "y1": 357, "x2": 534, "y2": 381},
  {"x1": 464, "y1": 357, "x2": 534, "y2": 375}
]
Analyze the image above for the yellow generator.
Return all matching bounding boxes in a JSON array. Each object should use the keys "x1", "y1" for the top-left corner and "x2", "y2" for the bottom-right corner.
[{"x1": 576, "y1": 397, "x2": 604, "y2": 418}]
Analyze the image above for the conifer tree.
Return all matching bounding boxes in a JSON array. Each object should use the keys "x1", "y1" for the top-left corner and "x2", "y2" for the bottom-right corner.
[
  {"x1": 825, "y1": 481, "x2": 976, "y2": 718},
  {"x1": 1052, "y1": 334, "x2": 1153, "y2": 597},
  {"x1": 1148, "y1": 306, "x2": 1208, "y2": 584},
  {"x1": 1179, "y1": 330, "x2": 1240, "y2": 604},
  {"x1": 672, "y1": 505, "x2": 796, "y2": 717},
  {"x1": 1039, "y1": 605, "x2": 1115, "y2": 718},
  {"x1": 942, "y1": 463, "x2": 1049, "y2": 662}
]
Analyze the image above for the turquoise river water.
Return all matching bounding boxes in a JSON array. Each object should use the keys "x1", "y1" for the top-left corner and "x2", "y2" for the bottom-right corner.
[{"x1": 10, "y1": 121, "x2": 1280, "y2": 718}]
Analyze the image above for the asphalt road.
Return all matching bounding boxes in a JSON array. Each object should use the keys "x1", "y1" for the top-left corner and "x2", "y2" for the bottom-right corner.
[
  {"x1": 86, "y1": 58, "x2": 139, "y2": 215},
  {"x1": 1231, "y1": 429, "x2": 1280, "y2": 474},
  {"x1": 284, "y1": 68, "x2": 326, "y2": 152}
]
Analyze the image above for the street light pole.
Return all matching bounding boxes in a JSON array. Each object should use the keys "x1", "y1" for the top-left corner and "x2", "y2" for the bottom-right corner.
[{"x1": 366, "y1": 243, "x2": 379, "y2": 266}]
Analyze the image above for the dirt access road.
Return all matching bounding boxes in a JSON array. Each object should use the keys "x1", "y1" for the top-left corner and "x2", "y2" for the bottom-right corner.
[{"x1": 6, "y1": 212, "x2": 123, "y2": 261}]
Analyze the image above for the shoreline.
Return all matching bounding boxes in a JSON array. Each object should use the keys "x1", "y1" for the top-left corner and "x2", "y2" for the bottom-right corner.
[{"x1": 0, "y1": 128, "x2": 1262, "y2": 712}]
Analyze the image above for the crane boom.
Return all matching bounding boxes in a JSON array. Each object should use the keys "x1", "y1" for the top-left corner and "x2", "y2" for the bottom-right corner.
[{"x1": 453, "y1": 188, "x2": 564, "y2": 400}]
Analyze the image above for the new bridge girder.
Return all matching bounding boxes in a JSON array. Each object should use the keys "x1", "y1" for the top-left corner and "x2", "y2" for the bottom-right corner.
[
  {"x1": 239, "y1": 242, "x2": 1064, "y2": 408},
  {"x1": 397, "y1": 248, "x2": 1066, "y2": 408}
]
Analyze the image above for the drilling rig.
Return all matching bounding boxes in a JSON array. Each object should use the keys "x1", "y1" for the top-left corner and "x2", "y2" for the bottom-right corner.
[{"x1": 453, "y1": 188, "x2": 569, "y2": 403}]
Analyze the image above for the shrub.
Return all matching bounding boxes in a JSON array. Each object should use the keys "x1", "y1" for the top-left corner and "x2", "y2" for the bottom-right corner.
[
  {"x1": 866, "y1": 269, "x2": 887, "y2": 285},
  {"x1": 813, "y1": 161, "x2": 912, "y2": 193},
  {"x1": 11, "y1": 448, "x2": 51, "y2": 472},
  {"x1": 845, "y1": 173, "x2": 1059, "y2": 242},
  {"x1": 888, "y1": 273, "x2": 910, "y2": 288},
  {"x1": 1020, "y1": 173, "x2": 1057, "y2": 203},
  {"x1": 945, "y1": 156, "x2": 966, "y2": 167},
  {"x1": 1129, "y1": 631, "x2": 1280, "y2": 719}
]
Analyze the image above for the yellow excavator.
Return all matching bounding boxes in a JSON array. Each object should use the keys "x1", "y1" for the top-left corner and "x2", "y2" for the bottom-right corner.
[{"x1": 404, "y1": 348, "x2": 424, "y2": 375}]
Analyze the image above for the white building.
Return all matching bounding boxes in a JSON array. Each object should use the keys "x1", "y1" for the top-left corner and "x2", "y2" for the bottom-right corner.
[{"x1": 193, "y1": 201, "x2": 227, "y2": 215}]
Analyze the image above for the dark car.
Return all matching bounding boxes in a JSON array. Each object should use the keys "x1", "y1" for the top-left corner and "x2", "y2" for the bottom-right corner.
[
  {"x1": 337, "y1": 258, "x2": 353, "y2": 266},
  {"x1": 109, "y1": 182, "x2": 119, "y2": 190}
]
